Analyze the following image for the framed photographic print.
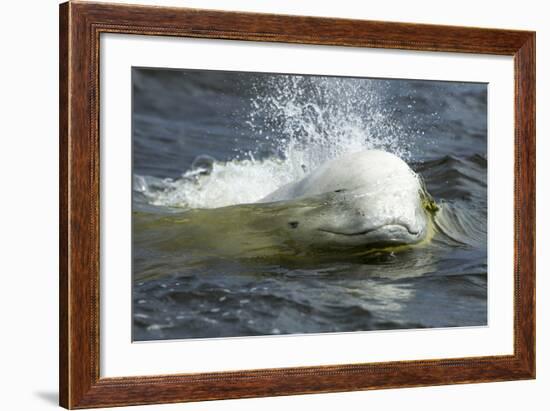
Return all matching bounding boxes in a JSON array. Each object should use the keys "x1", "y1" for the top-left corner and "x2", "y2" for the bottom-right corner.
[{"x1": 59, "y1": 1, "x2": 535, "y2": 408}]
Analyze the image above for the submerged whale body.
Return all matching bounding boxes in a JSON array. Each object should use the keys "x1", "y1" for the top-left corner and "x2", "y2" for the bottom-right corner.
[
  {"x1": 135, "y1": 150, "x2": 436, "y2": 264},
  {"x1": 258, "y1": 150, "x2": 434, "y2": 248}
]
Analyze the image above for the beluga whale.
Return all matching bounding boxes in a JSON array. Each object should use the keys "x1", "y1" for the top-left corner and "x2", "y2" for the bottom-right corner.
[
  {"x1": 136, "y1": 150, "x2": 438, "y2": 261},
  {"x1": 257, "y1": 150, "x2": 437, "y2": 249}
]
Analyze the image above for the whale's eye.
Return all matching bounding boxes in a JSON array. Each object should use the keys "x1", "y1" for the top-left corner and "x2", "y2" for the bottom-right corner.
[
  {"x1": 334, "y1": 189, "x2": 345, "y2": 193},
  {"x1": 288, "y1": 221, "x2": 299, "y2": 229}
]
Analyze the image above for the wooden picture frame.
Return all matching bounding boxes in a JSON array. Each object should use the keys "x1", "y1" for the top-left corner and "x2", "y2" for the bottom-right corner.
[{"x1": 59, "y1": 1, "x2": 535, "y2": 408}]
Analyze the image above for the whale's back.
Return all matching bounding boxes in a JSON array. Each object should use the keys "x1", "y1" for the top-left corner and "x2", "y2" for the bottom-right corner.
[{"x1": 259, "y1": 150, "x2": 418, "y2": 203}]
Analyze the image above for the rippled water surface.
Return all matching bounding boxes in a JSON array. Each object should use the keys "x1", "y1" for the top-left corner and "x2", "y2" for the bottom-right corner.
[{"x1": 132, "y1": 68, "x2": 487, "y2": 341}]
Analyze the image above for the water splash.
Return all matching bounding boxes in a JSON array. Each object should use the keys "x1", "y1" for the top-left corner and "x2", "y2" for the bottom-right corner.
[
  {"x1": 135, "y1": 74, "x2": 412, "y2": 209},
  {"x1": 246, "y1": 74, "x2": 411, "y2": 168}
]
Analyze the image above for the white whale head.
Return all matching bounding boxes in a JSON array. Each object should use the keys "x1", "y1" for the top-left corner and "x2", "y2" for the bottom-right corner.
[{"x1": 259, "y1": 150, "x2": 436, "y2": 249}]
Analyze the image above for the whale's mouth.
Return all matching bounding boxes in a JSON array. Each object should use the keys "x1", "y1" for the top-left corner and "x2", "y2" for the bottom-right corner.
[{"x1": 318, "y1": 224, "x2": 420, "y2": 237}]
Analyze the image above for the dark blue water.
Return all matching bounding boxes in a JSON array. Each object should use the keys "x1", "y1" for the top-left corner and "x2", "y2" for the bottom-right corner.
[{"x1": 132, "y1": 67, "x2": 487, "y2": 341}]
